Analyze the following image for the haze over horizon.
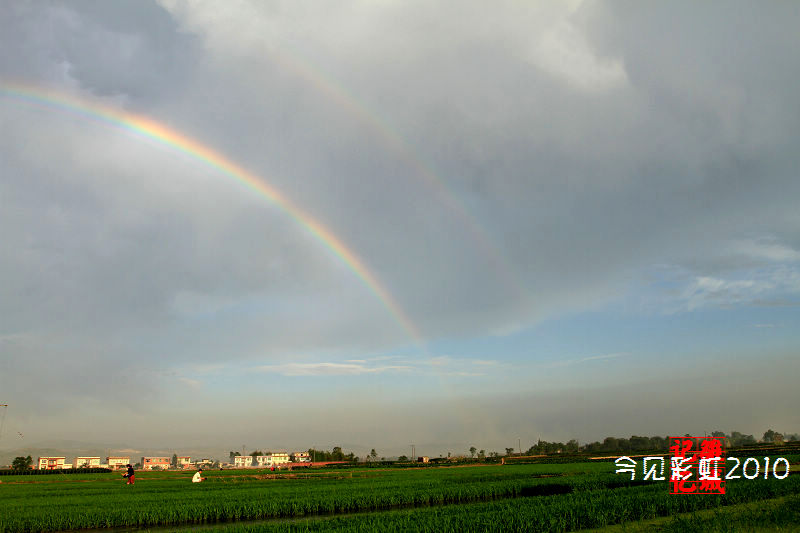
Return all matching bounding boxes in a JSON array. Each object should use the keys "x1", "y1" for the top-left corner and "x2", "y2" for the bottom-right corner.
[{"x1": 1, "y1": 1, "x2": 799, "y2": 455}]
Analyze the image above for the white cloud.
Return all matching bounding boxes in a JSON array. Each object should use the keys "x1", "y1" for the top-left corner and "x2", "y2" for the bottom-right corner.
[
  {"x1": 528, "y1": 18, "x2": 628, "y2": 91},
  {"x1": 257, "y1": 362, "x2": 412, "y2": 376},
  {"x1": 677, "y1": 270, "x2": 800, "y2": 311},
  {"x1": 253, "y1": 356, "x2": 501, "y2": 377},
  {"x1": 578, "y1": 352, "x2": 627, "y2": 363},
  {"x1": 731, "y1": 238, "x2": 800, "y2": 263},
  {"x1": 177, "y1": 377, "x2": 203, "y2": 388},
  {"x1": 543, "y1": 352, "x2": 629, "y2": 369}
]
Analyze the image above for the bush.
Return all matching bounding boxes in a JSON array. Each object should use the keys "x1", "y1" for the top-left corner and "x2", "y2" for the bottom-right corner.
[{"x1": 0, "y1": 467, "x2": 111, "y2": 476}]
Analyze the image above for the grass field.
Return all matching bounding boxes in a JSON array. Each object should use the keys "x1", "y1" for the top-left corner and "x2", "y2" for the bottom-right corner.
[{"x1": 1, "y1": 460, "x2": 797, "y2": 532}]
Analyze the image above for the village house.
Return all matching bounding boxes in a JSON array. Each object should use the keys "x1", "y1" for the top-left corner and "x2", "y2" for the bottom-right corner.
[
  {"x1": 107, "y1": 457, "x2": 130, "y2": 470},
  {"x1": 265, "y1": 452, "x2": 290, "y2": 466},
  {"x1": 37, "y1": 457, "x2": 66, "y2": 470},
  {"x1": 292, "y1": 451, "x2": 311, "y2": 463},
  {"x1": 141, "y1": 457, "x2": 171, "y2": 470},
  {"x1": 177, "y1": 456, "x2": 192, "y2": 469},
  {"x1": 234, "y1": 455, "x2": 253, "y2": 468},
  {"x1": 75, "y1": 457, "x2": 101, "y2": 468}
]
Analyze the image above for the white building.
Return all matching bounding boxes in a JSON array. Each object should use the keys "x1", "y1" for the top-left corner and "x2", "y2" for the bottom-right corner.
[
  {"x1": 37, "y1": 457, "x2": 66, "y2": 470},
  {"x1": 268, "y1": 452, "x2": 290, "y2": 466},
  {"x1": 75, "y1": 457, "x2": 102, "y2": 468},
  {"x1": 234, "y1": 455, "x2": 253, "y2": 468},
  {"x1": 255, "y1": 453, "x2": 290, "y2": 467},
  {"x1": 107, "y1": 457, "x2": 130, "y2": 470},
  {"x1": 292, "y1": 452, "x2": 311, "y2": 463}
]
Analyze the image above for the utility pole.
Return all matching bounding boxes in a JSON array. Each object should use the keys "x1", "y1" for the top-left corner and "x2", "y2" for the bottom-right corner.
[
  {"x1": 411, "y1": 444, "x2": 415, "y2": 460},
  {"x1": 518, "y1": 437, "x2": 521, "y2": 455}
]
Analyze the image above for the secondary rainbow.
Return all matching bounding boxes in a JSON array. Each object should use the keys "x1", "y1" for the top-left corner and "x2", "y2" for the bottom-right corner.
[
  {"x1": 261, "y1": 45, "x2": 529, "y2": 302},
  {"x1": 0, "y1": 82, "x2": 422, "y2": 343}
]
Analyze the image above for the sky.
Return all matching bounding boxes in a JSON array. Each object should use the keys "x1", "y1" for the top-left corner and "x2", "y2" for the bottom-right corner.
[{"x1": 1, "y1": 0, "x2": 799, "y2": 458}]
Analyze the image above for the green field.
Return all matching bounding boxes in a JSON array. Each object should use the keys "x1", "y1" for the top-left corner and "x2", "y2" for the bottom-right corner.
[{"x1": 1, "y1": 460, "x2": 797, "y2": 532}]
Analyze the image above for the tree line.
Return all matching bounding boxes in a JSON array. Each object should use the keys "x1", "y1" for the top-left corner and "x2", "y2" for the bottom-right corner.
[{"x1": 520, "y1": 429, "x2": 798, "y2": 456}]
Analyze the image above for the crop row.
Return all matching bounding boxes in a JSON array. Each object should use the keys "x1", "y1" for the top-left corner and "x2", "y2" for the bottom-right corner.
[
  {"x1": 0, "y1": 467, "x2": 600, "y2": 531},
  {"x1": 3, "y1": 464, "x2": 793, "y2": 532},
  {"x1": 215, "y1": 476, "x2": 800, "y2": 532},
  {"x1": 0, "y1": 466, "x2": 613, "y2": 532}
]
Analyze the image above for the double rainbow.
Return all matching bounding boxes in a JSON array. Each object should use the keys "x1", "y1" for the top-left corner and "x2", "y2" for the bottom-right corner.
[{"x1": 1, "y1": 82, "x2": 422, "y2": 344}]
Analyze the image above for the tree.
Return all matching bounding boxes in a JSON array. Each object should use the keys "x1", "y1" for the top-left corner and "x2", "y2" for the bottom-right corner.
[
  {"x1": 629, "y1": 436, "x2": 649, "y2": 451},
  {"x1": 728, "y1": 431, "x2": 756, "y2": 447},
  {"x1": 603, "y1": 437, "x2": 620, "y2": 451},
  {"x1": 469, "y1": 446, "x2": 477, "y2": 458},
  {"x1": 369, "y1": 449, "x2": 378, "y2": 462},
  {"x1": 478, "y1": 449, "x2": 485, "y2": 459},
  {"x1": 250, "y1": 450, "x2": 263, "y2": 466},
  {"x1": 229, "y1": 451, "x2": 240, "y2": 463},
  {"x1": 505, "y1": 447, "x2": 515, "y2": 456},
  {"x1": 398, "y1": 455, "x2": 408, "y2": 462},
  {"x1": 12, "y1": 455, "x2": 32, "y2": 471},
  {"x1": 172, "y1": 454, "x2": 178, "y2": 468},
  {"x1": 763, "y1": 429, "x2": 777, "y2": 443}
]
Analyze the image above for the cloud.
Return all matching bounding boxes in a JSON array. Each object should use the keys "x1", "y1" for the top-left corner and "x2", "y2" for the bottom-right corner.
[
  {"x1": 528, "y1": 18, "x2": 628, "y2": 91},
  {"x1": 731, "y1": 238, "x2": 800, "y2": 263},
  {"x1": 252, "y1": 355, "x2": 499, "y2": 377},
  {"x1": 1, "y1": 1, "x2": 800, "y2": 445},
  {"x1": 577, "y1": 353, "x2": 628, "y2": 363},
  {"x1": 676, "y1": 268, "x2": 800, "y2": 311},
  {"x1": 256, "y1": 362, "x2": 412, "y2": 376},
  {"x1": 543, "y1": 352, "x2": 629, "y2": 369},
  {"x1": 177, "y1": 377, "x2": 203, "y2": 388}
]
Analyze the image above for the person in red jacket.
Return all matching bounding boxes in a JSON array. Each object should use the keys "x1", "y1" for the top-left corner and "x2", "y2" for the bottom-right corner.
[{"x1": 122, "y1": 464, "x2": 135, "y2": 485}]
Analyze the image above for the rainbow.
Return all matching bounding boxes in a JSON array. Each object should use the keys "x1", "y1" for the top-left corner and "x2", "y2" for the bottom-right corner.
[
  {"x1": 262, "y1": 45, "x2": 529, "y2": 301},
  {"x1": 0, "y1": 82, "x2": 422, "y2": 343}
]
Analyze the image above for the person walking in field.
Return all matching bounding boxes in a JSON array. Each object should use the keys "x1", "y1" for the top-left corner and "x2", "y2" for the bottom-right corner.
[
  {"x1": 123, "y1": 464, "x2": 135, "y2": 485},
  {"x1": 192, "y1": 468, "x2": 206, "y2": 483}
]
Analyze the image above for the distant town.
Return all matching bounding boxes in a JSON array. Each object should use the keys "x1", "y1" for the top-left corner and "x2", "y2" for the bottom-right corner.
[
  {"x1": 6, "y1": 428, "x2": 797, "y2": 472},
  {"x1": 31, "y1": 451, "x2": 311, "y2": 471}
]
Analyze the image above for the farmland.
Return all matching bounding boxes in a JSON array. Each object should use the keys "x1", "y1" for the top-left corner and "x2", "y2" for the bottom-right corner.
[{"x1": 1, "y1": 459, "x2": 798, "y2": 532}]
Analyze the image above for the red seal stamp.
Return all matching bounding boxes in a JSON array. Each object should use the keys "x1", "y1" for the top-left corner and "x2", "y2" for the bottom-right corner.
[{"x1": 669, "y1": 436, "x2": 726, "y2": 494}]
